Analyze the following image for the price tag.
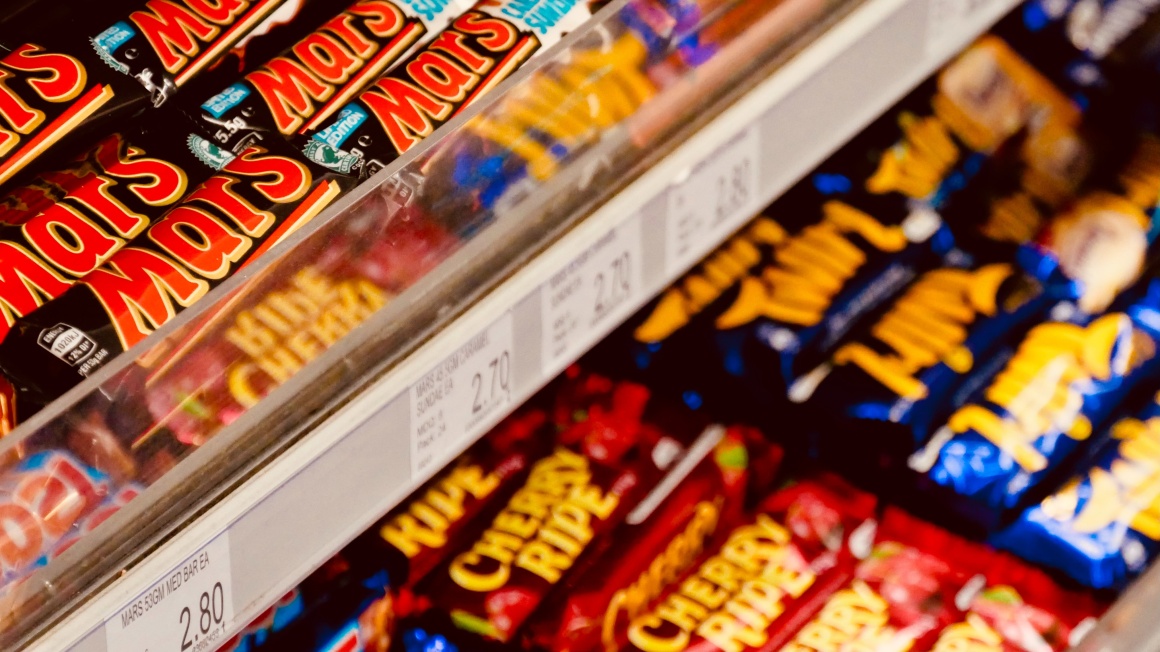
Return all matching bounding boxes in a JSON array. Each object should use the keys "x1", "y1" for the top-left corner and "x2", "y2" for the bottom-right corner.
[
  {"x1": 105, "y1": 534, "x2": 234, "y2": 652},
  {"x1": 541, "y1": 218, "x2": 644, "y2": 375},
  {"x1": 927, "y1": 0, "x2": 1008, "y2": 58},
  {"x1": 666, "y1": 126, "x2": 761, "y2": 277},
  {"x1": 410, "y1": 313, "x2": 514, "y2": 477}
]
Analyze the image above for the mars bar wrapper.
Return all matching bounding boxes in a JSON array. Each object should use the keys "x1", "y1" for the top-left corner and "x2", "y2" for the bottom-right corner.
[
  {"x1": 191, "y1": 0, "x2": 475, "y2": 155},
  {"x1": 0, "y1": 0, "x2": 323, "y2": 188},
  {"x1": 0, "y1": 133, "x2": 354, "y2": 412},
  {"x1": 301, "y1": 0, "x2": 602, "y2": 181}
]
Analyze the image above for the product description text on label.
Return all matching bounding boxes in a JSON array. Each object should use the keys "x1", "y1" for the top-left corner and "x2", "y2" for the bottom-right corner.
[
  {"x1": 105, "y1": 534, "x2": 234, "y2": 652},
  {"x1": 666, "y1": 126, "x2": 761, "y2": 276},
  {"x1": 410, "y1": 313, "x2": 515, "y2": 477},
  {"x1": 541, "y1": 218, "x2": 644, "y2": 374}
]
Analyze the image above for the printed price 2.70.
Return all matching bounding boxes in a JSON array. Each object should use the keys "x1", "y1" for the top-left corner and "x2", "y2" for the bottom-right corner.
[
  {"x1": 472, "y1": 351, "x2": 510, "y2": 416},
  {"x1": 594, "y1": 251, "x2": 632, "y2": 319}
]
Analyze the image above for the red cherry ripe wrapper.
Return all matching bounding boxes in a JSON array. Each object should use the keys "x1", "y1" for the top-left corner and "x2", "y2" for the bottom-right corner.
[
  {"x1": 346, "y1": 410, "x2": 550, "y2": 593},
  {"x1": 527, "y1": 426, "x2": 783, "y2": 652},
  {"x1": 138, "y1": 202, "x2": 457, "y2": 449},
  {"x1": 420, "y1": 384, "x2": 694, "y2": 645},
  {"x1": 139, "y1": 264, "x2": 390, "y2": 448},
  {"x1": 928, "y1": 541, "x2": 1105, "y2": 651},
  {"x1": 779, "y1": 508, "x2": 976, "y2": 652},
  {"x1": 0, "y1": 134, "x2": 356, "y2": 415},
  {"x1": 621, "y1": 475, "x2": 877, "y2": 652},
  {"x1": 193, "y1": 0, "x2": 475, "y2": 154},
  {"x1": 549, "y1": 367, "x2": 715, "y2": 468},
  {"x1": 424, "y1": 443, "x2": 641, "y2": 643}
]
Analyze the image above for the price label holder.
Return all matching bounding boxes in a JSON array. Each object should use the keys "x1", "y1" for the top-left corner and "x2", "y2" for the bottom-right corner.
[
  {"x1": 540, "y1": 216, "x2": 645, "y2": 376},
  {"x1": 927, "y1": 0, "x2": 1005, "y2": 58},
  {"x1": 410, "y1": 313, "x2": 515, "y2": 477},
  {"x1": 665, "y1": 125, "x2": 761, "y2": 277},
  {"x1": 104, "y1": 534, "x2": 233, "y2": 652}
]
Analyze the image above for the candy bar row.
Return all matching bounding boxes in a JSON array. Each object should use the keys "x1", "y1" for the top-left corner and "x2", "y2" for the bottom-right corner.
[{"x1": 231, "y1": 363, "x2": 1107, "y2": 652}]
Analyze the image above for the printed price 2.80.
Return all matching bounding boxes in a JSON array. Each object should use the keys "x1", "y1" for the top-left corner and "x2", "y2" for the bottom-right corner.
[
  {"x1": 715, "y1": 157, "x2": 752, "y2": 227},
  {"x1": 179, "y1": 582, "x2": 225, "y2": 651}
]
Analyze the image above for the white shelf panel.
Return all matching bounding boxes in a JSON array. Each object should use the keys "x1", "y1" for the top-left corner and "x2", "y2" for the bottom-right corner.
[{"x1": 36, "y1": 0, "x2": 1021, "y2": 650}]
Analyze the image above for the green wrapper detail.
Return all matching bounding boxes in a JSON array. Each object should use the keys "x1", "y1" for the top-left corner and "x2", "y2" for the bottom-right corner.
[{"x1": 188, "y1": 135, "x2": 236, "y2": 171}]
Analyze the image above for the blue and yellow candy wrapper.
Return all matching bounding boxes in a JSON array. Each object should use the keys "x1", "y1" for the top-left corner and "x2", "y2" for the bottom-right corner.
[
  {"x1": 910, "y1": 279, "x2": 1160, "y2": 531},
  {"x1": 993, "y1": 392, "x2": 1160, "y2": 590},
  {"x1": 926, "y1": 35, "x2": 1102, "y2": 261},
  {"x1": 1023, "y1": 137, "x2": 1160, "y2": 315},
  {"x1": 797, "y1": 262, "x2": 1057, "y2": 458},
  {"x1": 995, "y1": 0, "x2": 1160, "y2": 114},
  {"x1": 588, "y1": 214, "x2": 789, "y2": 419},
  {"x1": 809, "y1": 36, "x2": 1080, "y2": 215},
  {"x1": 824, "y1": 34, "x2": 1086, "y2": 262},
  {"x1": 417, "y1": 0, "x2": 704, "y2": 219},
  {"x1": 711, "y1": 196, "x2": 949, "y2": 398},
  {"x1": 703, "y1": 36, "x2": 1095, "y2": 402}
]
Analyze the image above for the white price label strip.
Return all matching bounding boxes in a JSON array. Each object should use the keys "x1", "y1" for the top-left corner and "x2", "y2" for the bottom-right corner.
[
  {"x1": 105, "y1": 534, "x2": 234, "y2": 652},
  {"x1": 927, "y1": 0, "x2": 1005, "y2": 57},
  {"x1": 666, "y1": 126, "x2": 761, "y2": 276},
  {"x1": 410, "y1": 313, "x2": 515, "y2": 477},
  {"x1": 541, "y1": 217, "x2": 644, "y2": 375}
]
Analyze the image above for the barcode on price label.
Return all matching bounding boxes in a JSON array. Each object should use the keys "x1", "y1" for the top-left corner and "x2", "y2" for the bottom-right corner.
[
  {"x1": 410, "y1": 313, "x2": 515, "y2": 477},
  {"x1": 541, "y1": 217, "x2": 644, "y2": 375},
  {"x1": 665, "y1": 126, "x2": 761, "y2": 276},
  {"x1": 927, "y1": 0, "x2": 1008, "y2": 57},
  {"x1": 105, "y1": 534, "x2": 234, "y2": 652}
]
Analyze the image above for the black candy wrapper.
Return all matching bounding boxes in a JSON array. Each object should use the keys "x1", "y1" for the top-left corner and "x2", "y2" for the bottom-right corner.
[
  {"x1": 0, "y1": 132, "x2": 355, "y2": 414},
  {"x1": 0, "y1": 0, "x2": 332, "y2": 189}
]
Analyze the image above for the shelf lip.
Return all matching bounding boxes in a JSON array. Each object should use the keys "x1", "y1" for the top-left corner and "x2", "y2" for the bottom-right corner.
[{"x1": 28, "y1": 0, "x2": 1023, "y2": 650}]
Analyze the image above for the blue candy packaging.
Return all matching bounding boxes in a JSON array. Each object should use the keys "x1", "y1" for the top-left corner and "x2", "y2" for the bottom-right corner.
[
  {"x1": 910, "y1": 279, "x2": 1160, "y2": 530},
  {"x1": 993, "y1": 390, "x2": 1160, "y2": 589}
]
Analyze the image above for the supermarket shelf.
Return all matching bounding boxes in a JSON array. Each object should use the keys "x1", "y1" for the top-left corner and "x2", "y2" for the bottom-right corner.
[
  {"x1": 1077, "y1": 574, "x2": 1160, "y2": 652},
  {"x1": 27, "y1": 0, "x2": 1022, "y2": 650}
]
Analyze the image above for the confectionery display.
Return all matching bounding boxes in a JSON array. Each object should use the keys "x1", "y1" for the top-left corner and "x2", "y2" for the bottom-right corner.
[{"x1": 10, "y1": 0, "x2": 1160, "y2": 650}]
